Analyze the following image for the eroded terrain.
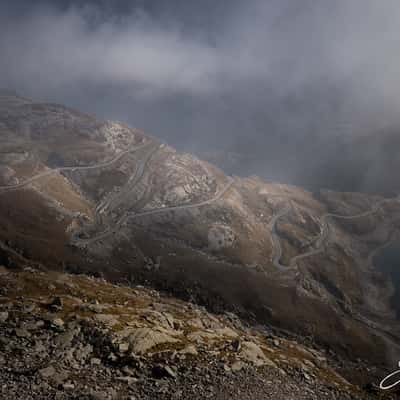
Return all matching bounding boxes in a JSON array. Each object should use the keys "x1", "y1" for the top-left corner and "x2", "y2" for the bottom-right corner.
[
  {"x1": 0, "y1": 267, "x2": 387, "y2": 399},
  {"x1": 0, "y1": 92, "x2": 399, "y2": 393}
]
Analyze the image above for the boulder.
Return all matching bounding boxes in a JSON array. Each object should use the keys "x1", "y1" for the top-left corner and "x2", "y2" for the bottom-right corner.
[
  {"x1": 0, "y1": 311, "x2": 8, "y2": 323},
  {"x1": 239, "y1": 341, "x2": 277, "y2": 368},
  {"x1": 39, "y1": 365, "x2": 56, "y2": 379},
  {"x1": 179, "y1": 344, "x2": 198, "y2": 356},
  {"x1": 125, "y1": 327, "x2": 179, "y2": 355},
  {"x1": 94, "y1": 313, "x2": 119, "y2": 326}
]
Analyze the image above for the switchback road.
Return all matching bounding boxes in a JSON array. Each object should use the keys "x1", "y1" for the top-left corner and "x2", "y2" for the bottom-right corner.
[
  {"x1": 0, "y1": 141, "x2": 148, "y2": 193},
  {"x1": 270, "y1": 197, "x2": 394, "y2": 270}
]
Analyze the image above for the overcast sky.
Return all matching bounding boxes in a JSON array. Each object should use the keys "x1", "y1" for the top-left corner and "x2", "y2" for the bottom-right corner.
[{"x1": 1, "y1": 0, "x2": 400, "y2": 194}]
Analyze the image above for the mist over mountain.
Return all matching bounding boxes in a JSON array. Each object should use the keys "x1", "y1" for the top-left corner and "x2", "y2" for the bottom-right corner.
[
  {"x1": 1, "y1": 1, "x2": 400, "y2": 396},
  {"x1": 1, "y1": 0, "x2": 400, "y2": 195},
  {"x1": 1, "y1": 1, "x2": 400, "y2": 390}
]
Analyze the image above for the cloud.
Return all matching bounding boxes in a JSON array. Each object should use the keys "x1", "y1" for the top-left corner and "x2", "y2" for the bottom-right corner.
[
  {"x1": 1, "y1": 0, "x2": 400, "y2": 194},
  {"x1": 0, "y1": 5, "x2": 225, "y2": 97},
  {"x1": 2, "y1": 1, "x2": 399, "y2": 109}
]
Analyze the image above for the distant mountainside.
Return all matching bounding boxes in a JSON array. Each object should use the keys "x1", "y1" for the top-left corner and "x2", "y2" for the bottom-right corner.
[{"x1": 0, "y1": 92, "x2": 399, "y2": 391}]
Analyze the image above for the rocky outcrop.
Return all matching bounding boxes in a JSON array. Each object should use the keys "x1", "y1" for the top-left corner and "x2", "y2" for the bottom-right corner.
[{"x1": 0, "y1": 267, "x2": 376, "y2": 399}]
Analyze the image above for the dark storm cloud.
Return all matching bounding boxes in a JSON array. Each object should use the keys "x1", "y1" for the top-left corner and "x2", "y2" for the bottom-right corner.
[{"x1": 1, "y1": 0, "x2": 400, "y2": 194}]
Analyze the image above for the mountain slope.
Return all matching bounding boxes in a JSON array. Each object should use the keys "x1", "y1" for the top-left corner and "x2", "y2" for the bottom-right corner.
[
  {"x1": 0, "y1": 267, "x2": 369, "y2": 400},
  {"x1": 0, "y1": 92, "x2": 399, "y2": 389}
]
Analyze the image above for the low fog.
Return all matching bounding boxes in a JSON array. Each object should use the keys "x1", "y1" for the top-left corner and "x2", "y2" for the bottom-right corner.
[{"x1": 1, "y1": 0, "x2": 400, "y2": 195}]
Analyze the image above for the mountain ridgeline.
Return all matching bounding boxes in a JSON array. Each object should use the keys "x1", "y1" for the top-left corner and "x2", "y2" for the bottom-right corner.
[{"x1": 0, "y1": 92, "x2": 399, "y2": 392}]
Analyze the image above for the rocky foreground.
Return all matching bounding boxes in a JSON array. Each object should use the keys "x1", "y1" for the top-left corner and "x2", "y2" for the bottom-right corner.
[{"x1": 0, "y1": 266, "x2": 394, "y2": 400}]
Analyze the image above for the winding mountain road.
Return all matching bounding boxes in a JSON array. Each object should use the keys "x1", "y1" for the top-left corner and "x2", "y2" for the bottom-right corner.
[
  {"x1": 0, "y1": 141, "x2": 148, "y2": 193},
  {"x1": 269, "y1": 204, "x2": 292, "y2": 270},
  {"x1": 125, "y1": 177, "x2": 234, "y2": 220},
  {"x1": 1, "y1": 137, "x2": 396, "y2": 271},
  {"x1": 99, "y1": 142, "x2": 161, "y2": 215},
  {"x1": 77, "y1": 177, "x2": 235, "y2": 247},
  {"x1": 0, "y1": 135, "x2": 235, "y2": 249},
  {"x1": 270, "y1": 197, "x2": 394, "y2": 270}
]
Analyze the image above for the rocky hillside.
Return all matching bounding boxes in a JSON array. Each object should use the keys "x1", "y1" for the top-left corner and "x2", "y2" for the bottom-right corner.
[
  {"x1": 0, "y1": 91, "x2": 399, "y2": 394},
  {"x1": 0, "y1": 266, "x2": 383, "y2": 399}
]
